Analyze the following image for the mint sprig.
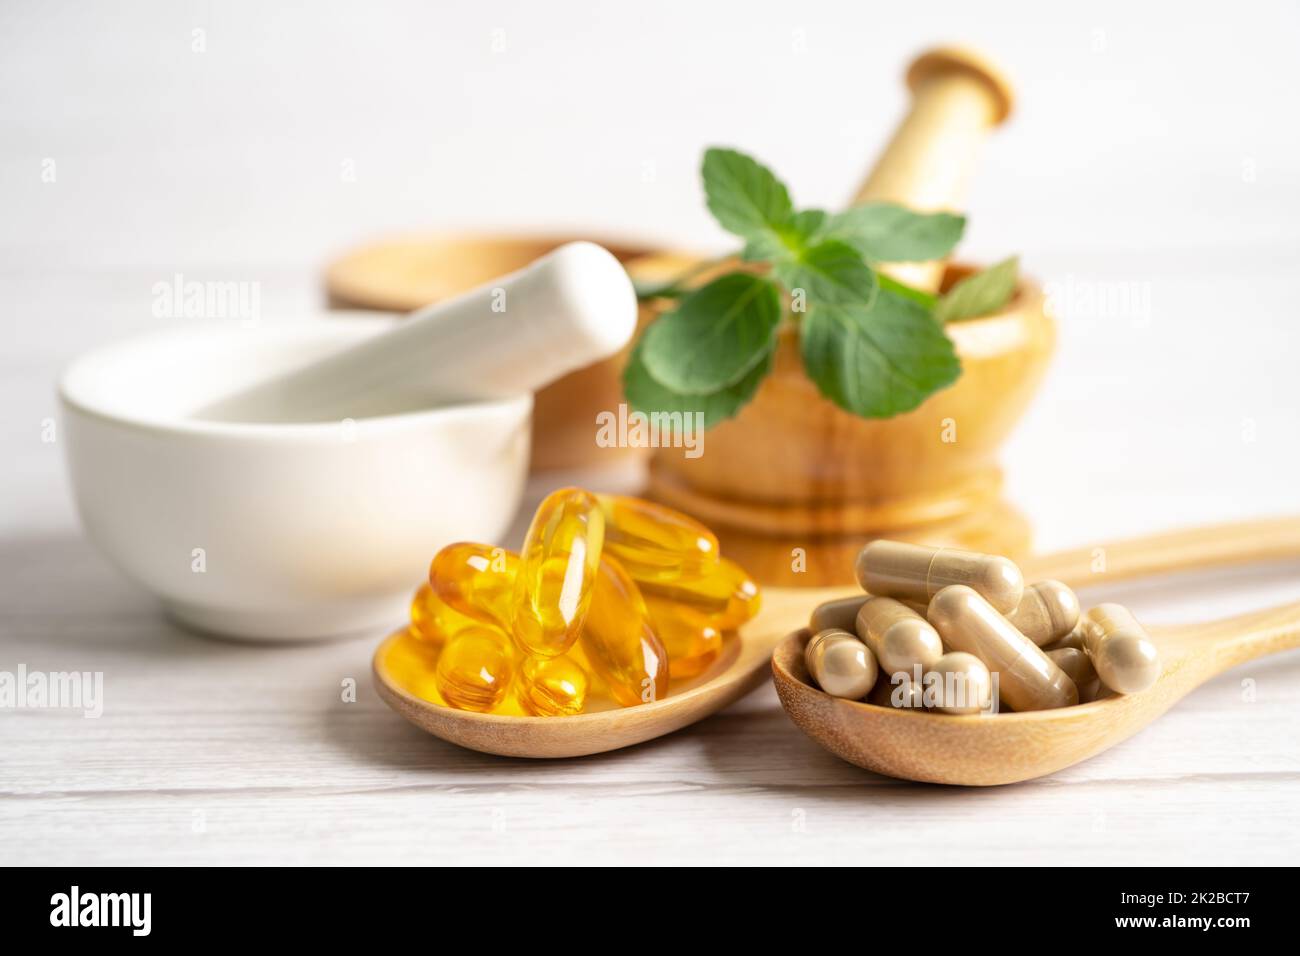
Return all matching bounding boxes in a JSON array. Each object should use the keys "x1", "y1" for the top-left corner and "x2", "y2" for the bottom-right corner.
[
  {"x1": 771, "y1": 239, "x2": 878, "y2": 308},
  {"x1": 701, "y1": 148, "x2": 795, "y2": 251},
  {"x1": 624, "y1": 337, "x2": 773, "y2": 430},
  {"x1": 626, "y1": 147, "x2": 1018, "y2": 425},
  {"x1": 640, "y1": 273, "x2": 781, "y2": 394},
  {"x1": 801, "y1": 290, "x2": 960, "y2": 417},
  {"x1": 820, "y1": 203, "x2": 967, "y2": 262}
]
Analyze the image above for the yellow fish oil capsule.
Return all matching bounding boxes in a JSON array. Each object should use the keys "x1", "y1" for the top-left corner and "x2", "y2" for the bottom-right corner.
[
  {"x1": 856, "y1": 540, "x2": 1024, "y2": 614},
  {"x1": 518, "y1": 655, "x2": 589, "y2": 716},
  {"x1": 595, "y1": 494, "x2": 720, "y2": 582},
  {"x1": 927, "y1": 651, "x2": 993, "y2": 715},
  {"x1": 1047, "y1": 646, "x2": 1096, "y2": 690},
  {"x1": 805, "y1": 628, "x2": 877, "y2": 700},
  {"x1": 639, "y1": 557, "x2": 761, "y2": 630},
  {"x1": 512, "y1": 488, "x2": 605, "y2": 657},
  {"x1": 809, "y1": 595, "x2": 869, "y2": 634},
  {"x1": 429, "y1": 542, "x2": 518, "y2": 630},
  {"x1": 580, "y1": 557, "x2": 670, "y2": 705},
  {"x1": 854, "y1": 596, "x2": 944, "y2": 677},
  {"x1": 646, "y1": 597, "x2": 722, "y2": 680},
  {"x1": 434, "y1": 625, "x2": 515, "y2": 712},
  {"x1": 409, "y1": 582, "x2": 476, "y2": 644},
  {"x1": 1083, "y1": 603, "x2": 1161, "y2": 694},
  {"x1": 1006, "y1": 580, "x2": 1080, "y2": 647},
  {"x1": 927, "y1": 585, "x2": 1078, "y2": 711},
  {"x1": 383, "y1": 628, "x2": 444, "y2": 703}
]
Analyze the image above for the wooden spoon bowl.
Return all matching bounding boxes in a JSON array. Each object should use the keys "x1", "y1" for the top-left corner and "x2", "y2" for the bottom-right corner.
[
  {"x1": 773, "y1": 599, "x2": 1300, "y2": 786},
  {"x1": 371, "y1": 586, "x2": 830, "y2": 758}
]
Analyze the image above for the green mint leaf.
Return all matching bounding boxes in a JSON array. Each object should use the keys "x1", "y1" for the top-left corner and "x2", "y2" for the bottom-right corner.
[
  {"x1": 624, "y1": 336, "x2": 773, "y2": 430},
  {"x1": 878, "y1": 273, "x2": 938, "y2": 310},
  {"x1": 789, "y1": 208, "x2": 829, "y2": 237},
  {"x1": 640, "y1": 272, "x2": 782, "y2": 394},
  {"x1": 822, "y1": 203, "x2": 966, "y2": 262},
  {"x1": 934, "y1": 256, "x2": 1019, "y2": 323},
  {"x1": 740, "y1": 208, "x2": 828, "y2": 262},
  {"x1": 702, "y1": 147, "x2": 795, "y2": 243},
  {"x1": 740, "y1": 233, "x2": 792, "y2": 263},
  {"x1": 800, "y1": 288, "x2": 961, "y2": 418},
  {"x1": 772, "y1": 239, "x2": 879, "y2": 307}
]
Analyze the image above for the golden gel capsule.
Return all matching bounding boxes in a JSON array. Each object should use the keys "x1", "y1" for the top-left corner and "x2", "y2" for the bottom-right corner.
[
  {"x1": 1047, "y1": 646, "x2": 1096, "y2": 690},
  {"x1": 580, "y1": 557, "x2": 670, "y2": 705},
  {"x1": 594, "y1": 494, "x2": 720, "y2": 583},
  {"x1": 434, "y1": 625, "x2": 515, "y2": 712},
  {"x1": 409, "y1": 582, "x2": 476, "y2": 644},
  {"x1": 928, "y1": 585, "x2": 1079, "y2": 711},
  {"x1": 868, "y1": 674, "x2": 926, "y2": 709},
  {"x1": 518, "y1": 655, "x2": 589, "y2": 716},
  {"x1": 854, "y1": 596, "x2": 944, "y2": 677},
  {"x1": 513, "y1": 488, "x2": 605, "y2": 657},
  {"x1": 927, "y1": 651, "x2": 993, "y2": 715},
  {"x1": 646, "y1": 597, "x2": 722, "y2": 680},
  {"x1": 383, "y1": 628, "x2": 444, "y2": 703},
  {"x1": 856, "y1": 540, "x2": 1024, "y2": 614},
  {"x1": 1083, "y1": 603, "x2": 1161, "y2": 694},
  {"x1": 810, "y1": 595, "x2": 869, "y2": 634},
  {"x1": 639, "y1": 557, "x2": 761, "y2": 630},
  {"x1": 1006, "y1": 580, "x2": 1081, "y2": 647},
  {"x1": 429, "y1": 542, "x2": 518, "y2": 630},
  {"x1": 805, "y1": 628, "x2": 877, "y2": 700}
]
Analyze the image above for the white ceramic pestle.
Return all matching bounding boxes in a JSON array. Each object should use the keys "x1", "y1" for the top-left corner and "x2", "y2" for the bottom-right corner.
[{"x1": 195, "y1": 241, "x2": 638, "y2": 423}]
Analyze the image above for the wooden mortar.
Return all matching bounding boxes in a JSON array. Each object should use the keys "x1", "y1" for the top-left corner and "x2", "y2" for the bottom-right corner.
[{"x1": 646, "y1": 48, "x2": 1038, "y2": 586}]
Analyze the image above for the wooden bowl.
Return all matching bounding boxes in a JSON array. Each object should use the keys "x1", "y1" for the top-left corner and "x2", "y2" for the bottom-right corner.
[
  {"x1": 325, "y1": 233, "x2": 682, "y2": 472},
  {"x1": 647, "y1": 263, "x2": 1054, "y2": 585}
]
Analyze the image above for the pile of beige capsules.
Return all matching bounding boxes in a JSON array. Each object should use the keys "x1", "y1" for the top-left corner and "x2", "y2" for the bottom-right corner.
[{"x1": 806, "y1": 541, "x2": 1161, "y2": 714}]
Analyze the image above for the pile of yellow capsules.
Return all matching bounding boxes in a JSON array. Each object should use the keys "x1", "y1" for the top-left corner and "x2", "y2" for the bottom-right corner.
[
  {"x1": 384, "y1": 488, "x2": 761, "y2": 715},
  {"x1": 806, "y1": 541, "x2": 1161, "y2": 714}
]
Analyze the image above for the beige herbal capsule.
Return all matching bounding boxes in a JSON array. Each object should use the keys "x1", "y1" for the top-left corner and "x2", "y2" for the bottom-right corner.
[
  {"x1": 856, "y1": 540, "x2": 1024, "y2": 613},
  {"x1": 867, "y1": 673, "x2": 927, "y2": 709},
  {"x1": 1006, "y1": 580, "x2": 1080, "y2": 647},
  {"x1": 809, "y1": 595, "x2": 870, "y2": 634},
  {"x1": 928, "y1": 585, "x2": 1079, "y2": 711},
  {"x1": 1045, "y1": 621, "x2": 1087, "y2": 653},
  {"x1": 1083, "y1": 603, "x2": 1161, "y2": 694},
  {"x1": 1047, "y1": 646, "x2": 1096, "y2": 690},
  {"x1": 805, "y1": 628, "x2": 878, "y2": 700},
  {"x1": 1078, "y1": 679, "x2": 1104, "y2": 703},
  {"x1": 927, "y1": 651, "x2": 993, "y2": 715},
  {"x1": 854, "y1": 596, "x2": 944, "y2": 677}
]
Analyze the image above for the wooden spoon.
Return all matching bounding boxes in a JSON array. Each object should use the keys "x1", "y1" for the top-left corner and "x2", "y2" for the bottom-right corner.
[
  {"x1": 374, "y1": 516, "x2": 1300, "y2": 760},
  {"x1": 774, "y1": 517, "x2": 1300, "y2": 785}
]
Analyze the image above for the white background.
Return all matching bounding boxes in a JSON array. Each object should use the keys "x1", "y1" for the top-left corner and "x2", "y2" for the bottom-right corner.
[{"x1": 2, "y1": 0, "x2": 1298, "y2": 865}]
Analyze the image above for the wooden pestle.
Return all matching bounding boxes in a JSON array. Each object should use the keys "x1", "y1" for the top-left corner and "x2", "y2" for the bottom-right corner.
[{"x1": 851, "y1": 47, "x2": 1015, "y2": 291}]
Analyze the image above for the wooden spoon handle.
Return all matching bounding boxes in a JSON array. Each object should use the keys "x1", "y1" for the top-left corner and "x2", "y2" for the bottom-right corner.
[
  {"x1": 1161, "y1": 599, "x2": 1300, "y2": 672},
  {"x1": 852, "y1": 48, "x2": 1014, "y2": 292},
  {"x1": 1021, "y1": 515, "x2": 1300, "y2": 589}
]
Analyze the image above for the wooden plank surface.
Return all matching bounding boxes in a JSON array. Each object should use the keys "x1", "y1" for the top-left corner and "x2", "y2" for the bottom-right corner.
[{"x1": 2, "y1": 512, "x2": 1298, "y2": 865}]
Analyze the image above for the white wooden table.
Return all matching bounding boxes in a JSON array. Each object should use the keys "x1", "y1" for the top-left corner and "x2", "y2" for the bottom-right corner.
[{"x1": 3, "y1": 1, "x2": 1298, "y2": 865}]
